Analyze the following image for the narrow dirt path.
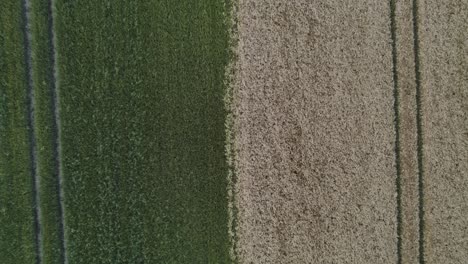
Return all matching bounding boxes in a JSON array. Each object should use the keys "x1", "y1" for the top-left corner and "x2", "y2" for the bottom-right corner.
[{"x1": 392, "y1": 0, "x2": 421, "y2": 262}]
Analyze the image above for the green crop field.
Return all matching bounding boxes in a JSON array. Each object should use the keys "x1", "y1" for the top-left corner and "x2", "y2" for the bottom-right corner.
[{"x1": 1, "y1": 0, "x2": 234, "y2": 263}]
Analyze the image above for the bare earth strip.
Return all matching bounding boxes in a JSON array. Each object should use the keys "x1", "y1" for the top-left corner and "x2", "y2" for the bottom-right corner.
[
  {"x1": 233, "y1": 1, "x2": 397, "y2": 263},
  {"x1": 394, "y1": 0, "x2": 420, "y2": 262},
  {"x1": 418, "y1": 0, "x2": 468, "y2": 262}
]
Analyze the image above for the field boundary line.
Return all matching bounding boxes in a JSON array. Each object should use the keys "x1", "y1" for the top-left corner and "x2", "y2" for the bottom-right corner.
[
  {"x1": 411, "y1": 0, "x2": 425, "y2": 263},
  {"x1": 225, "y1": 0, "x2": 240, "y2": 262},
  {"x1": 47, "y1": 0, "x2": 68, "y2": 263},
  {"x1": 21, "y1": 0, "x2": 43, "y2": 262}
]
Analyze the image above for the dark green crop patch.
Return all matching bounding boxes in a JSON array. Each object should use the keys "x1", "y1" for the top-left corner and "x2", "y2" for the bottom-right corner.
[{"x1": 55, "y1": 1, "x2": 232, "y2": 262}]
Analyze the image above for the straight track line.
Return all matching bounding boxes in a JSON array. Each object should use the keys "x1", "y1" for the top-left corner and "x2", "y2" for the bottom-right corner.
[
  {"x1": 21, "y1": 0, "x2": 43, "y2": 263},
  {"x1": 47, "y1": 0, "x2": 68, "y2": 263},
  {"x1": 411, "y1": 0, "x2": 425, "y2": 263},
  {"x1": 389, "y1": 0, "x2": 402, "y2": 263}
]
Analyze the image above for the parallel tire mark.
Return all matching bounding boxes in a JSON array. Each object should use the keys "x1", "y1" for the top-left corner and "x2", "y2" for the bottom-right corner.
[
  {"x1": 21, "y1": 0, "x2": 43, "y2": 263},
  {"x1": 390, "y1": 0, "x2": 402, "y2": 264},
  {"x1": 47, "y1": 0, "x2": 68, "y2": 263},
  {"x1": 411, "y1": 0, "x2": 425, "y2": 263},
  {"x1": 389, "y1": 0, "x2": 402, "y2": 263}
]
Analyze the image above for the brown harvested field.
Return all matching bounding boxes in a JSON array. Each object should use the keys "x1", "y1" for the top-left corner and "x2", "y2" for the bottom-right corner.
[
  {"x1": 230, "y1": 0, "x2": 468, "y2": 263},
  {"x1": 232, "y1": 1, "x2": 397, "y2": 263}
]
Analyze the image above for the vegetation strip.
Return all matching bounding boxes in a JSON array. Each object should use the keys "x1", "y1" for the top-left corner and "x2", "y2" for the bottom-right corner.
[
  {"x1": 21, "y1": 0, "x2": 43, "y2": 262},
  {"x1": 47, "y1": 0, "x2": 67, "y2": 262},
  {"x1": 389, "y1": 0, "x2": 402, "y2": 263},
  {"x1": 411, "y1": 0, "x2": 425, "y2": 263},
  {"x1": 225, "y1": 0, "x2": 239, "y2": 261}
]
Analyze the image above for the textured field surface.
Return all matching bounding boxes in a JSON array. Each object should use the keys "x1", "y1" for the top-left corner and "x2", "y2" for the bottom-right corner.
[
  {"x1": 231, "y1": 0, "x2": 468, "y2": 263},
  {"x1": 232, "y1": 1, "x2": 397, "y2": 263}
]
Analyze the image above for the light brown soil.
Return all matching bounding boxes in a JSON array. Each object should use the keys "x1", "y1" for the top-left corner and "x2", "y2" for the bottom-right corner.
[
  {"x1": 232, "y1": 1, "x2": 398, "y2": 263},
  {"x1": 419, "y1": 0, "x2": 468, "y2": 262}
]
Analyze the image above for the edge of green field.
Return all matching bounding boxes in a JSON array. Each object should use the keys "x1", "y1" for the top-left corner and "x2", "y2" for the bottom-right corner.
[{"x1": 0, "y1": 1, "x2": 37, "y2": 263}]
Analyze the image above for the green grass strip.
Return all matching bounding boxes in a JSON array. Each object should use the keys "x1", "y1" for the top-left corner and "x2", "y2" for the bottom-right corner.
[
  {"x1": 0, "y1": 0, "x2": 38, "y2": 263},
  {"x1": 224, "y1": 0, "x2": 240, "y2": 261},
  {"x1": 55, "y1": 0, "x2": 232, "y2": 262}
]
